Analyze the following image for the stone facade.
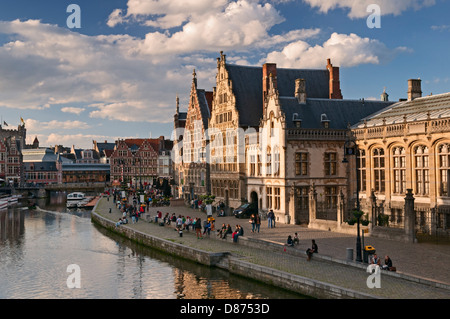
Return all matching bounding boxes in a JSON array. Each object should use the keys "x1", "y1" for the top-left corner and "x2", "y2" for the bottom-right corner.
[
  {"x1": 175, "y1": 70, "x2": 212, "y2": 200},
  {"x1": 351, "y1": 80, "x2": 450, "y2": 236}
]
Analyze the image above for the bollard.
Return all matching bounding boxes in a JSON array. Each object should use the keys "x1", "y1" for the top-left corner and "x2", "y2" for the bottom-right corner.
[{"x1": 346, "y1": 248, "x2": 353, "y2": 261}]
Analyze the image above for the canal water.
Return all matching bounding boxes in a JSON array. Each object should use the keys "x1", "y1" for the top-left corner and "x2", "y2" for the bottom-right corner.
[{"x1": 0, "y1": 194, "x2": 304, "y2": 299}]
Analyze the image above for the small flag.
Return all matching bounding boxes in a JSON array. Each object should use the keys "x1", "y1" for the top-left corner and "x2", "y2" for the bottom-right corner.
[
  {"x1": 20, "y1": 117, "x2": 25, "y2": 125},
  {"x1": 3, "y1": 121, "x2": 7, "y2": 126}
]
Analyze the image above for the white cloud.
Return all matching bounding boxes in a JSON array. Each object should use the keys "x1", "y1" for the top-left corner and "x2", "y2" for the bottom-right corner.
[
  {"x1": 263, "y1": 32, "x2": 410, "y2": 68},
  {"x1": 302, "y1": 0, "x2": 436, "y2": 18},
  {"x1": 135, "y1": 0, "x2": 286, "y2": 55},
  {"x1": 24, "y1": 119, "x2": 91, "y2": 131},
  {"x1": 431, "y1": 25, "x2": 450, "y2": 31},
  {"x1": 61, "y1": 107, "x2": 85, "y2": 115},
  {"x1": 108, "y1": 0, "x2": 229, "y2": 29}
]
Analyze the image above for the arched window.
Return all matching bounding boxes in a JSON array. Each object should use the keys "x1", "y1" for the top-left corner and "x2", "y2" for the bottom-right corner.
[
  {"x1": 373, "y1": 148, "x2": 385, "y2": 193},
  {"x1": 414, "y1": 145, "x2": 429, "y2": 195},
  {"x1": 438, "y1": 143, "x2": 450, "y2": 196},
  {"x1": 266, "y1": 146, "x2": 272, "y2": 176},
  {"x1": 273, "y1": 147, "x2": 280, "y2": 176},
  {"x1": 357, "y1": 149, "x2": 366, "y2": 192},
  {"x1": 392, "y1": 147, "x2": 406, "y2": 194}
]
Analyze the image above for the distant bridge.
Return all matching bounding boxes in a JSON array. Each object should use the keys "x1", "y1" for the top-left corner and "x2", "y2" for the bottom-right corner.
[{"x1": 4, "y1": 182, "x2": 109, "y2": 198}]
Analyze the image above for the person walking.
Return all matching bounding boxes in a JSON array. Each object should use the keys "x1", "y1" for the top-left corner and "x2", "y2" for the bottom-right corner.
[
  {"x1": 250, "y1": 214, "x2": 256, "y2": 233},
  {"x1": 267, "y1": 210, "x2": 274, "y2": 228},
  {"x1": 195, "y1": 218, "x2": 203, "y2": 239},
  {"x1": 255, "y1": 213, "x2": 261, "y2": 233}
]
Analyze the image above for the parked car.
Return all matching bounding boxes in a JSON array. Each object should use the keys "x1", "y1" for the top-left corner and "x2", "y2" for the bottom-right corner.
[{"x1": 233, "y1": 203, "x2": 258, "y2": 218}]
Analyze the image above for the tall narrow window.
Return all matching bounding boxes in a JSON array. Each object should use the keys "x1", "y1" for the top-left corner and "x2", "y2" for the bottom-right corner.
[
  {"x1": 325, "y1": 186, "x2": 337, "y2": 209},
  {"x1": 373, "y1": 148, "x2": 385, "y2": 193},
  {"x1": 357, "y1": 149, "x2": 366, "y2": 192},
  {"x1": 295, "y1": 187, "x2": 309, "y2": 210},
  {"x1": 266, "y1": 187, "x2": 273, "y2": 209},
  {"x1": 393, "y1": 147, "x2": 406, "y2": 194},
  {"x1": 274, "y1": 187, "x2": 281, "y2": 210},
  {"x1": 295, "y1": 152, "x2": 308, "y2": 176},
  {"x1": 266, "y1": 147, "x2": 272, "y2": 176},
  {"x1": 250, "y1": 154, "x2": 256, "y2": 176},
  {"x1": 273, "y1": 147, "x2": 280, "y2": 176},
  {"x1": 415, "y1": 145, "x2": 429, "y2": 195},
  {"x1": 438, "y1": 143, "x2": 450, "y2": 196},
  {"x1": 257, "y1": 152, "x2": 262, "y2": 176},
  {"x1": 324, "y1": 152, "x2": 337, "y2": 176}
]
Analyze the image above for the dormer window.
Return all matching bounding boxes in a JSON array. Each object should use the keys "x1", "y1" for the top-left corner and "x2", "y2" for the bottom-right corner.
[
  {"x1": 293, "y1": 113, "x2": 302, "y2": 128},
  {"x1": 321, "y1": 114, "x2": 330, "y2": 128}
]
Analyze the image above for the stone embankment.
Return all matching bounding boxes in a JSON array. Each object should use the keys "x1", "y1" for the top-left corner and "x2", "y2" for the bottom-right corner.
[{"x1": 91, "y1": 197, "x2": 450, "y2": 299}]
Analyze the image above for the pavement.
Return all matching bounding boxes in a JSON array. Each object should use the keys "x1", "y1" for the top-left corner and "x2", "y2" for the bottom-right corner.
[{"x1": 95, "y1": 196, "x2": 450, "y2": 299}]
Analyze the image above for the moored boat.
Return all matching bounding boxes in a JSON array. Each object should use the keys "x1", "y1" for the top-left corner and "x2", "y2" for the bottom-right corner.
[
  {"x1": 0, "y1": 199, "x2": 8, "y2": 210},
  {"x1": 67, "y1": 192, "x2": 86, "y2": 201}
]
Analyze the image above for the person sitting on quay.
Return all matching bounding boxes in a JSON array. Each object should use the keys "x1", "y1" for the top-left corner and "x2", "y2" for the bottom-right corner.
[
  {"x1": 232, "y1": 225, "x2": 244, "y2": 243},
  {"x1": 115, "y1": 218, "x2": 123, "y2": 227},
  {"x1": 217, "y1": 223, "x2": 227, "y2": 238},
  {"x1": 382, "y1": 255, "x2": 396, "y2": 271},
  {"x1": 370, "y1": 254, "x2": 381, "y2": 266},
  {"x1": 203, "y1": 219, "x2": 211, "y2": 237},
  {"x1": 306, "y1": 239, "x2": 318, "y2": 261},
  {"x1": 293, "y1": 232, "x2": 300, "y2": 245},
  {"x1": 184, "y1": 216, "x2": 192, "y2": 231},
  {"x1": 222, "y1": 224, "x2": 233, "y2": 240},
  {"x1": 286, "y1": 235, "x2": 294, "y2": 247}
]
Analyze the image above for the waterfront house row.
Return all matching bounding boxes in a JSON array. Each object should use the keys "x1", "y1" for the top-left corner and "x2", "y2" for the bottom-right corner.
[{"x1": 172, "y1": 51, "x2": 450, "y2": 239}]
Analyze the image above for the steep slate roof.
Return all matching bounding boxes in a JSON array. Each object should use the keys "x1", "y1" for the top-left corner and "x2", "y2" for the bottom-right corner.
[
  {"x1": 352, "y1": 92, "x2": 450, "y2": 129},
  {"x1": 197, "y1": 89, "x2": 212, "y2": 130},
  {"x1": 280, "y1": 97, "x2": 395, "y2": 129},
  {"x1": 225, "y1": 64, "x2": 330, "y2": 127}
]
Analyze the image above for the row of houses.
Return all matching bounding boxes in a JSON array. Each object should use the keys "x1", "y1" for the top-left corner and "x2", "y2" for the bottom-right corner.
[
  {"x1": 172, "y1": 51, "x2": 450, "y2": 238},
  {"x1": 0, "y1": 124, "x2": 174, "y2": 189}
]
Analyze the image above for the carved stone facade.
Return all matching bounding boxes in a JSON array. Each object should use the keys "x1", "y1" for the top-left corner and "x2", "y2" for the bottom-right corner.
[
  {"x1": 209, "y1": 52, "x2": 247, "y2": 209},
  {"x1": 176, "y1": 70, "x2": 212, "y2": 200},
  {"x1": 351, "y1": 81, "x2": 450, "y2": 235}
]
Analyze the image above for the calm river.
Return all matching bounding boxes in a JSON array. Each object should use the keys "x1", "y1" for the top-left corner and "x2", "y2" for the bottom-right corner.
[{"x1": 0, "y1": 194, "x2": 304, "y2": 299}]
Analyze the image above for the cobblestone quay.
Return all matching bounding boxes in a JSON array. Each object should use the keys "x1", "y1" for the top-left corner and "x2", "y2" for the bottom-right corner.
[{"x1": 92, "y1": 197, "x2": 450, "y2": 299}]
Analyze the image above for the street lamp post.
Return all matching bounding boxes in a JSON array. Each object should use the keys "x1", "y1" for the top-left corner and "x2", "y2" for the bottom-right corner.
[{"x1": 343, "y1": 139, "x2": 363, "y2": 263}]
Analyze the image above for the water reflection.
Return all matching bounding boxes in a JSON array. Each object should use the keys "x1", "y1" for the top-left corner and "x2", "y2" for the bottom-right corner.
[{"x1": 0, "y1": 196, "x2": 305, "y2": 299}]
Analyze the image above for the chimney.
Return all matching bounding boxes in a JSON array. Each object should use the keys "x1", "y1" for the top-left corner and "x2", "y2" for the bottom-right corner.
[
  {"x1": 407, "y1": 79, "x2": 422, "y2": 101},
  {"x1": 263, "y1": 63, "x2": 277, "y2": 100},
  {"x1": 295, "y1": 79, "x2": 306, "y2": 104},
  {"x1": 326, "y1": 58, "x2": 343, "y2": 99}
]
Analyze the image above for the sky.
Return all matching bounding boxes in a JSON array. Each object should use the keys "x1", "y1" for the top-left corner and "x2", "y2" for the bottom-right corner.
[{"x1": 0, "y1": 0, "x2": 448, "y2": 149}]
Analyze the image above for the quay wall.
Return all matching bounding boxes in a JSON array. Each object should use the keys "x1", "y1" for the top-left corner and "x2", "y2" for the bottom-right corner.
[{"x1": 91, "y1": 211, "x2": 377, "y2": 299}]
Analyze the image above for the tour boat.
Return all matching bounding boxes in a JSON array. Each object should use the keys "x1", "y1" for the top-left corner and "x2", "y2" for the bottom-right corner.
[
  {"x1": 0, "y1": 199, "x2": 8, "y2": 210},
  {"x1": 67, "y1": 192, "x2": 86, "y2": 201}
]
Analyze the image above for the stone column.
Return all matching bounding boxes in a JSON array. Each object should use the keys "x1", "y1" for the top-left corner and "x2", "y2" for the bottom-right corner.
[
  {"x1": 337, "y1": 189, "x2": 344, "y2": 227},
  {"x1": 288, "y1": 184, "x2": 296, "y2": 225},
  {"x1": 404, "y1": 189, "x2": 416, "y2": 243},
  {"x1": 370, "y1": 189, "x2": 377, "y2": 229},
  {"x1": 308, "y1": 184, "x2": 317, "y2": 225}
]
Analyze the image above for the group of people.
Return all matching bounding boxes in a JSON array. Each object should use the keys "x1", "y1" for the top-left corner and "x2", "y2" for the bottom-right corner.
[
  {"x1": 370, "y1": 254, "x2": 395, "y2": 271},
  {"x1": 216, "y1": 223, "x2": 244, "y2": 242},
  {"x1": 249, "y1": 213, "x2": 261, "y2": 233},
  {"x1": 284, "y1": 233, "x2": 318, "y2": 261},
  {"x1": 152, "y1": 211, "x2": 216, "y2": 238},
  {"x1": 285, "y1": 233, "x2": 300, "y2": 247}
]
